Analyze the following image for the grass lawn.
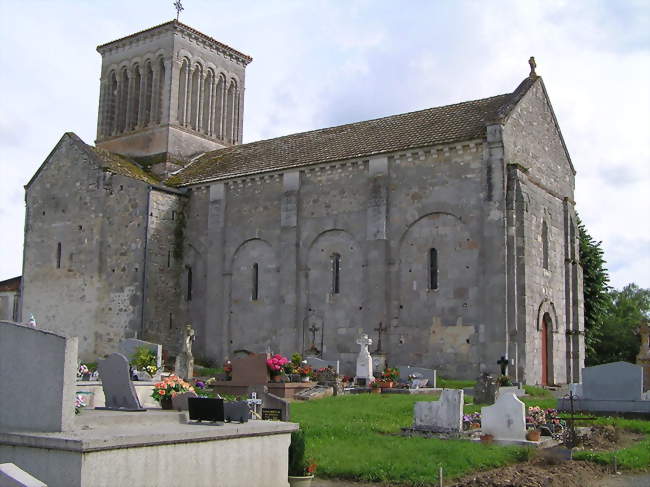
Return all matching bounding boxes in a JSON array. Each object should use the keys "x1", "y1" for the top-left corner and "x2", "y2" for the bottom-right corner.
[
  {"x1": 292, "y1": 394, "x2": 529, "y2": 485},
  {"x1": 292, "y1": 393, "x2": 650, "y2": 485}
]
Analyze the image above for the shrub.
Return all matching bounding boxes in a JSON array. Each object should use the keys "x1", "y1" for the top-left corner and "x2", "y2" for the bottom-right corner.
[{"x1": 288, "y1": 429, "x2": 317, "y2": 477}]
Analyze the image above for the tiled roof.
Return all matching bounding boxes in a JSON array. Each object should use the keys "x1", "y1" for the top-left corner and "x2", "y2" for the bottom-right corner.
[
  {"x1": 87, "y1": 146, "x2": 160, "y2": 185},
  {"x1": 96, "y1": 20, "x2": 252, "y2": 64},
  {"x1": 166, "y1": 77, "x2": 535, "y2": 187}
]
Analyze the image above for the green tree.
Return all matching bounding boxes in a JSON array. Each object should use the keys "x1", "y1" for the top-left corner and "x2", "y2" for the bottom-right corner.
[
  {"x1": 591, "y1": 284, "x2": 650, "y2": 365},
  {"x1": 578, "y1": 217, "x2": 611, "y2": 364}
]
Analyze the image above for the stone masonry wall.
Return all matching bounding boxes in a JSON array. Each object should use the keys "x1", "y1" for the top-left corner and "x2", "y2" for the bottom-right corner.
[
  {"x1": 22, "y1": 135, "x2": 148, "y2": 361},
  {"x1": 190, "y1": 139, "x2": 512, "y2": 379},
  {"x1": 502, "y1": 78, "x2": 582, "y2": 384}
]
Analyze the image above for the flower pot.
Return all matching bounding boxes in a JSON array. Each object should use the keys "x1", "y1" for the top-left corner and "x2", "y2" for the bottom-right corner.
[
  {"x1": 480, "y1": 434, "x2": 494, "y2": 444},
  {"x1": 159, "y1": 397, "x2": 173, "y2": 410},
  {"x1": 288, "y1": 475, "x2": 314, "y2": 486},
  {"x1": 380, "y1": 381, "x2": 394, "y2": 389},
  {"x1": 271, "y1": 375, "x2": 282, "y2": 383},
  {"x1": 526, "y1": 430, "x2": 541, "y2": 442},
  {"x1": 370, "y1": 387, "x2": 381, "y2": 394}
]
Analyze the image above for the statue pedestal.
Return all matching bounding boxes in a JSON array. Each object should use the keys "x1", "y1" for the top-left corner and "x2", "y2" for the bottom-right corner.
[{"x1": 175, "y1": 352, "x2": 194, "y2": 380}]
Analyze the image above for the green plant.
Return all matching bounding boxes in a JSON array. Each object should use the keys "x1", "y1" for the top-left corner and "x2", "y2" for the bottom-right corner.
[
  {"x1": 288, "y1": 429, "x2": 317, "y2": 477},
  {"x1": 497, "y1": 375, "x2": 513, "y2": 386},
  {"x1": 131, "y1": 346, "x2": 158, "y2": 375}
]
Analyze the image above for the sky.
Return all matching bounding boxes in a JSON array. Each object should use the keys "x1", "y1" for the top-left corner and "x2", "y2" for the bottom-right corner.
[{"x1": 0, "y1": 0, "x2": 648, "y2": 290}]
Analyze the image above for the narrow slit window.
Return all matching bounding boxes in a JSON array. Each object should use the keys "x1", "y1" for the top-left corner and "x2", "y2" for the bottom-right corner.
[
  {"x1": 331, "y1": 253, "x2": 341, "y2": 294},
  {"x1": 251, "y1": 263, "x2": 259, "y2": 300},
  {"x1": 169, "y1": 312, "x2": 173, "y2": 330},
  {"x1": 56, "y1": 242, "x2": 62, "y2": 269},
  {"x1": 167, "y1": 250, "x2": 171, "y2": 268},
  {"x1": 542, "y1": 221, "x2": 549, "y2": 270},
  {"x1": 429, "y1": 248, "x2": 438, "y2": 290},
  {"x1": 187, "y1": 266, "x2": 193, "y2": 301}
]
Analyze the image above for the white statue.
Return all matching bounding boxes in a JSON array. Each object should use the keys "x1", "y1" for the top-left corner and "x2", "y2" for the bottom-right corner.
[{"x1": 182, "y1": 324, "x2": 195, "y2": 355}]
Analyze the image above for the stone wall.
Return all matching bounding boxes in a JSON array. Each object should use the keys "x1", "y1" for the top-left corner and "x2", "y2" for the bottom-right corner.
[
  {"x1": 502, "y1": 78, "x2": 582, "y2": 384},
  {"x1": 142, "y1": 188, "x2": 187, "y2": 352},
  {"x1": 22, "y1": 135, "x2": 149, "y2": 360},
  {"x1": 186, "y1": 139, "x2": 515, "y2": 378}
]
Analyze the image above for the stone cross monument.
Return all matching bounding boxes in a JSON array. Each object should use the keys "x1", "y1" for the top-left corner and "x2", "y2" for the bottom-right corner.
[
  {"x1": 354, "y1": 333, "x2": 374, "y2": 386},
  {"x1": 174, "y1": 324, "x2": 195, "y2": 379}
]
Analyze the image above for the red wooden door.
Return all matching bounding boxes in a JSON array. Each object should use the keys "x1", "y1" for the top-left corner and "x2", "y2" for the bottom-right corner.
[{"x1": 541, "y1": 321, "x2": 548, "y2": 386}]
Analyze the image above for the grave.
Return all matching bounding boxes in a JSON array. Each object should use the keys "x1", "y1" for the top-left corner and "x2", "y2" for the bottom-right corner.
[
  {"x1": 118, "y1": 338, "x2": 163, "y2": 373},
  {"x1": 395, "y1": 365, "x2": 437, "y2": 387},
  {"x1": 0, "y1": 463, "x2": 47, "y2": 487},
  {"x1": 413, "y1": 389, "x2": 463, "y2": 433},
  {"x1": 558, "y1": 361, "x2": 650, "y2": 416},
  {"x1": 0, "y1": 321, "x2": 298, "y2": 487},
  {"x1": 211, "y1": 353, "x2": 314, "y2": 400},
  {"x1": 0, "y1": 321, "x2": 77, "y2": 432},
  {"x1": 174, "y1": 324, "x2": 195, "y2": 379},
  {"x1": 305, "y1": 356, "x2": 339, "y2": 375},
  {"x1": 354, "y1": 334, "x2": 374, "y2": 385},
  {"x1": 473, "y1": 373, "x2": 498, "y2": 405},
  {"x1": 96, "y1": 353, "x2": 146, "y2": 411},
  {"x1": 171, "y1": 391, "x2": 199, "y2": 411},
  {"x1": 481, "y1": 392, "x2": 527, "y2": 443}
]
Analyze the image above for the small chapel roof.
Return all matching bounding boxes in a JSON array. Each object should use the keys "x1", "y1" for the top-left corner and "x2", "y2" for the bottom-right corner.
[{"x1": 166, "y1": 76, "x2": 537, "y2": 187}]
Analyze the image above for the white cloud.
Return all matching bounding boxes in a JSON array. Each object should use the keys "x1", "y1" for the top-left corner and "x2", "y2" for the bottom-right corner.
[{"x1": 0, "y1": 0, "x2": 648, "y2": 289}]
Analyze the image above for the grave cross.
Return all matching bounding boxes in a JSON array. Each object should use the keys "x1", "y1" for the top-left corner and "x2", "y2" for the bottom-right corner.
[
  {"x1": 308, "y1": 323, "x2": 320, "y2": 347},
  {"x1": 373, "y1": 322, "x2": 386, "y2": 353},
  {"x1": 173, "y1": 0, "x2": 184, "y2": 21},
  {"x1": 497, "y1": 355, "x2": 509, "y2": 376}
]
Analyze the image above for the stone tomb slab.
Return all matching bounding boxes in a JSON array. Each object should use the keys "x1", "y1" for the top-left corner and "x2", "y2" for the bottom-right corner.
[
  {"x1": 582, "y1": 361, "x2": 644, "y2": 401},
  {"x1": 396, "y1": 365, "x2": 437, "y2": 387},
  {"x1": 171, "y1": 391, "x2": 199, "y2": 411},
  {"x1": 413, "y1": 389, "x2": 463, "y2": 433},
  {"x1": 118, "y1": 338, "x2": 162, "y2": 370},
  {"x1": 481, "y1": 392, "x2": 526, "y2": 441},
  {"x1": 305, "y1": 356, "x2": 339, "y2": 375},
  {"x1": 96, "y1": 353, "x2": 145, "y2": 411},
  {"x1": 230, "y1": 354, "x2": 269, "y2": 385},
  {"x1": 0, "y1": 321, "x2": 77, "y2": 432}
]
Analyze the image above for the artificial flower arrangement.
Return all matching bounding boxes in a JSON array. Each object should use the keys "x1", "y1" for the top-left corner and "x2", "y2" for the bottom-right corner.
[
  {"x1": 151, "y1": 375, "x2": 194, "y2": 402},
  {"x1": 223, "y1": 360, "x2": 233, "y2": 379},
  {"x1": 296, "y1": 364, "x2": 313, "y2": 377},
  {"x1": 266, "y1": 354, "x2": 289, "y2": 376},
  {"x1": 380, "y1": 367, "x2": 400, "y2": 383},
  {"x1": 462, "y1": 412, "x2": 482, "y2": 430},
  {"x1": 74, "y1": 394, "x2": 86, "y2": 414},
  {"x1": 132, "y1": 346, "x2": 159, "y2": 376},
  {"x1": 77, "y1": 364, "x2": 90, "y2": 378}
]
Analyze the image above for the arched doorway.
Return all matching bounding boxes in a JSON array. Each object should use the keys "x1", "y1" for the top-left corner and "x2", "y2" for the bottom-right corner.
[{"x1": 541, "y1": 313, "x2": 554, "y2": 385}]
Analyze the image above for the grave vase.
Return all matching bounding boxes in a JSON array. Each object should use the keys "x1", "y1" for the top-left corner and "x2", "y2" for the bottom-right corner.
[
  {"x1": 160, "y1": 397, "x2": 173, "y2": 410},
  {"x1": 288, "y1": 475, "x2": 314, "y2": 486},
  {"x1": 526, "y1": 429, "x2": 541, "y2": 442}
]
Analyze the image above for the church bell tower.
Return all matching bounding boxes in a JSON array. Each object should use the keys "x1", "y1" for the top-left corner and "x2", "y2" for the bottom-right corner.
[{"x1": 95, "y1": 20, "x2": 252, "y2": 175}]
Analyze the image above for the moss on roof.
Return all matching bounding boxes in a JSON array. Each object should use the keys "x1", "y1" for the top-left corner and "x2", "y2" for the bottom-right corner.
[{"x1": 89, "y1": 146, "x2": 160, "y2": 185}]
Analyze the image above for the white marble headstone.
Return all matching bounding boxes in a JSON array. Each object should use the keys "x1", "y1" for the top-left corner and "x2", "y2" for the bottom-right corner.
[
  {"x1": 481, "y1": 392, "x2": 526, "y2": 441},
  {"x1": 354, "y1": 334, "x2": 374, "y2": 384}
]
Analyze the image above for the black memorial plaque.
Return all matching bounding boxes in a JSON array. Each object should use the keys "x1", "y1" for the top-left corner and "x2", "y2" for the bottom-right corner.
[
  {"x1": 188, "y1": 397, "x2": 224, "y2": 422},
  {"x1": 261, "y1": 408, "x2": 283, "y2": 421},
  {"x1": 224, "y1": 400, "x2": 249, "y2": 423}
]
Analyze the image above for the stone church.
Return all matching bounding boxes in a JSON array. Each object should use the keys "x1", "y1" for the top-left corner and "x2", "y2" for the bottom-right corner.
[{"x1": 20, "y1": 20, "x2": 584, "y2": 384}]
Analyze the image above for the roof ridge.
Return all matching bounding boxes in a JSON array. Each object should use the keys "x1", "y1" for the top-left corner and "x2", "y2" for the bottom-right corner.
[{"x1": 199, "y1": 91, "x2": 513, "y2": 158}]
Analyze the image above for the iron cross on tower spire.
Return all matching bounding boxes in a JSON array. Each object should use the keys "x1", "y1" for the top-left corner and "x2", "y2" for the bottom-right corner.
[{"x1": 174, "y1": 0, "x2": 184, "y2": 21}]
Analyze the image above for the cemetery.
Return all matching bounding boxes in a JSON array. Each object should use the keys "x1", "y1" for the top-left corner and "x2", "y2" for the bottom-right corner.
[{"x1": 2, "y1": 318, "x2": 650, "y2": 486}]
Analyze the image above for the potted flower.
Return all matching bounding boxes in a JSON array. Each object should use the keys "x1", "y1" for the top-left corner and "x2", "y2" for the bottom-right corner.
[
  {"x1": 77, "y1": 364, "x2": 91, "y2": 381},
  {"x1": 223, "y1": 360, "x2": 233, "y2": 381},
  {"x1": 370, "y1": 381, "x2": 381, "y2": 394},
  {"x1": 151, "y1": 374, "x2": 194, "y2": 409},
  {"x1": 288, "y1": 429, "x2": 316, "y2": 486},
  {"x1": 526, "y1": 427, "x2": 541, "y2": 442},
  {"x1": 525, "y1": 405, "x2": 545, "y2": 441},
  {"x1": 297, "y1": 364, "x2": 313, "y2": 382},
  {"x1": 380, "y1": 367, "x2": 400, "y2": 388},
  {"x1": 267, "y1": 354, "x2": 289, "y2": 382}
]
